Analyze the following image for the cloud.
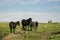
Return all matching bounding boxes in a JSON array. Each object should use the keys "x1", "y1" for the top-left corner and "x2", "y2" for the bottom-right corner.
[
  {"x1": 0, "y1": 0, "x2": 47, "y2": 6},
  {"x1": 0, "y1": 11, "x2": 60, "y2": 22},
  {"x1": 48, "y1": 0, "x2": 60, "y2": 2},
  {"x1": 0, "y1": 12, "x2": 47, "y2": 22},
  {"x1": 49, "y1": 6, "x2": 60, "y2": 8},
  {"x1": 48, "y1": 0, "x2": 60, "y2": 8}
]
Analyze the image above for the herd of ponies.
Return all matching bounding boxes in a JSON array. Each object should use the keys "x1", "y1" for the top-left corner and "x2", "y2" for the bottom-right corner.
[{"x1": 9, "y1": 18, "x2": 38, "y2": 33}]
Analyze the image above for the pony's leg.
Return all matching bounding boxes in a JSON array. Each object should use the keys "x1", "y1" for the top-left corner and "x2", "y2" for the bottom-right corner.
[
  {"x1": 10, "y1": 27, "x2": 12, "y2": 33},
  {"x1": 28, "y1": 26, "x2": 29, "y2": 31},
  {"x1": 30, "y1": 26, "x2": 32, "y2": 31},
  {"x1": 22, "y1": 25, "x2": 25, "y2": 30},
  {"x1": 34, "y1": 27, "x2": 37, "y2": 32},
  {"x1": 13, "y1": 28, "x2": 15, "y2": 34}
]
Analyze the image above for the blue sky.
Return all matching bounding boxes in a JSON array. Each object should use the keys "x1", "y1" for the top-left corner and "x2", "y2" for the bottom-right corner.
[{"x1": 0, "y1": 0, "x2": 60, "y2": 22}]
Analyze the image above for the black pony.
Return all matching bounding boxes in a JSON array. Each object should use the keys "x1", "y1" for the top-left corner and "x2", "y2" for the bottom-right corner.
[
  {"x1": 21, "y1": 18, "x2": 32, "y2": 30},
  {"x1": 9, "y1": 21, "x2": 20, "y2": 33},
  {"x1": 29, "y1": 21, "x2": 38, "y2": 31}
]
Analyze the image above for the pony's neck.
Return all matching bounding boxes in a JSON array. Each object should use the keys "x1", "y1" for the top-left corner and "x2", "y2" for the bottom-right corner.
[{"x1": 15, "y1": 22, "x2": 18, "y2": 26}]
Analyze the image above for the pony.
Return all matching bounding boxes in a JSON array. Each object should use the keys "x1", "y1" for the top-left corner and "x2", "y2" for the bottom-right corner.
[
  {"x1": 21, "y1": 18, "x2": 32, "y2": 30},
  {"x1": 29, "y1": 21, "x2": 38, "y2": 31},
  {"x1": 9, "y1": 21, "x2": 20, "y2": 33}
]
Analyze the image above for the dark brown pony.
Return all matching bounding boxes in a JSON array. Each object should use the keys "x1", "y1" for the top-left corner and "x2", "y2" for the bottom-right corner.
[
  {"x1": 21, "y1": 18, "x2": 32, "y2": 30},
  {"x1": 9, "y1": 21, "x2": 20, "y2": 33}
]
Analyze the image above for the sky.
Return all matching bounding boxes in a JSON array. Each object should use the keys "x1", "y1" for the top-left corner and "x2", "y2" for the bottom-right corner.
[{"x1": 0, "y1": 0, "x2": 60, "y2": 22}]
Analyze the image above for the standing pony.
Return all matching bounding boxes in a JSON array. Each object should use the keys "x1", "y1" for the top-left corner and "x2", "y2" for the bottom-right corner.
[
  {"x1": 21, "y1": 18, "x2": 32, "y2": 30},
  {"x1": 9, "y1": 21, "x2": 20, "y2": 33},
  {"x1": 29, "y1": 21, "x2": 38, "y2": 31}
]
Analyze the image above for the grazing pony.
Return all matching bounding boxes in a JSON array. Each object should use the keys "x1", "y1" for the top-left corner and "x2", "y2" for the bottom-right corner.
[
  {"x1": 21, "y1": 18, "x2": 32, "y2": 30},
  {"x1": 9, "y1": 21, "x2": 20, "y2": 33},
  {"x1": 29, "y1": 21, "x2": 38, "y2": 31}
]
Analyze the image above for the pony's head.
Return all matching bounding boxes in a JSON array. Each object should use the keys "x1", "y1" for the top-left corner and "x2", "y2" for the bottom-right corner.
[
  {"x1": 27, "y1": 18, "x2": 32, "y2": 23},
  {"x1": 16, "y1": 21, "x2": 20, "y2": 26}
]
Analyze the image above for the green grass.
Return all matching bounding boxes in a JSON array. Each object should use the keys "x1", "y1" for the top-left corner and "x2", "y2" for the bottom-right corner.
[
  {"x1": 0, "y1": 22, "x2": 60, "y2": 40},
  {"x1": 0, "y1": 22, "x2": 9, "y2": 40}
]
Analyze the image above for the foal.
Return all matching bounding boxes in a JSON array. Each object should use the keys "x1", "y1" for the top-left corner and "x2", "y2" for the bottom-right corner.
[{"x1": 9, "y1": 21, "x2": 20, "y2": 33}]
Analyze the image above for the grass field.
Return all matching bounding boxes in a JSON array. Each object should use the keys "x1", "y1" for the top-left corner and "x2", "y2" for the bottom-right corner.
[{"x1": 0, "y1": 22, "x2": 60, "y2": 40}]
